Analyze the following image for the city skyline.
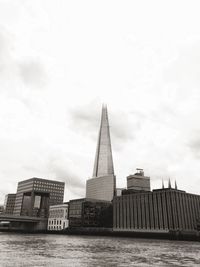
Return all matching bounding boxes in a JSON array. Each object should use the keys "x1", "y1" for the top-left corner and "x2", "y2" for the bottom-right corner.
[{"x1": 1, "y1": 1, "x2": 200, "y2": 203}]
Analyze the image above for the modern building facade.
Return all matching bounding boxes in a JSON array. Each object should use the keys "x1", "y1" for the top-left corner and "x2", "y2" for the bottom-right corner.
[
  {"x1": 86, "y1": 105, "x2": 116, "y2": 201},
  {"x1": 4, "y1": 194, "x2": 16, "y2": 214},
  {"x1": 127, "y1": 169, "x2": 150, "y2": 192},
  {"x1": 48, "y1": 203, "x2": 69, "y2": 231},
  {"x1": 68, "y1": 198, "x2": 112, "y2": 228},
  {"x1": 113, "y1": 187, "x2": 200, "y2": 232},
  {"x1": 13, "y1": 177, "x2": 65, "y2": 218}
]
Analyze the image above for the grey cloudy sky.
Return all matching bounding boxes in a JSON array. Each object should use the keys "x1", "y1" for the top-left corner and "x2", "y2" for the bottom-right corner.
[{"x1": 0, "y1": 0, "x2": 200, "y2": 203}]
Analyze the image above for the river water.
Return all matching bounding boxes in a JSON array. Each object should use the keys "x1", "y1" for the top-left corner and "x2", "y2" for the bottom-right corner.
[{"x1": 0, "y1": 233, "x2": 200, "y2": 267}]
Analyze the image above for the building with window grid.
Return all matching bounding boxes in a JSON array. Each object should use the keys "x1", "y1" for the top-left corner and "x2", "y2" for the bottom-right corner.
[
  {"x1": 68, "y1": 198, "x2": 112, "y2": 228},
  {"x1": 48, "y1": 203, "x2": 69, "y2": 231},
  {"x1": 113, "y1": 187, "x2": 200, "y2": 232},
  {"x1": 4, "y1": 194, "x2": 16, "y2": 214},
  {"x1": 13, "y1": 177, "x2": 65, "y2": 218}
]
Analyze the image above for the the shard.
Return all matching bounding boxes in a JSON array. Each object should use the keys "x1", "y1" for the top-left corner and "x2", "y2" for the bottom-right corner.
[
  {"x1": 86, "y1": 105, "x2": 116, "y2": 201},
  {"x1": 93, "y1": 105, "x2": 114, "y2": 178}
]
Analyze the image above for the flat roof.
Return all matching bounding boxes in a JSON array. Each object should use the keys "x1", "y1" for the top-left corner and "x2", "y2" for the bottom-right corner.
[
  {"x1": 18, "y1": 177, "x2": 65, "y2": 185},
  {"x1": 69, "y1": 198, "x2": 111, "y2": 203},
  {"x1": 49, "y1": 203, "x2": 68, "y2": 209}
]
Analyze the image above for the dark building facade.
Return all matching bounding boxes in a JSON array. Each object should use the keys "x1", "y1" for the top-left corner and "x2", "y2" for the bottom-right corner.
[
  {"x1": 68, "y1": 198, "x2": 112, "y2": 228},
  {"x1": 4, "y1": 194, "x2": 16, "y2": 214},
  {"x1": 113, "y1": 188, "x2": 200, "y2": 232},
  {"x1": 13, "y1": 178, "x2": 65, "y2": 218}
]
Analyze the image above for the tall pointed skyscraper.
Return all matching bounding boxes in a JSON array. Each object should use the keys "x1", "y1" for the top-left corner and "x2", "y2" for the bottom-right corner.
[
  {"x1": 86, "y1": 105, "x2": 116, "y2": 201},
  {"x1": 93, "y1": 105, "x2": 114, "y2": 178}
]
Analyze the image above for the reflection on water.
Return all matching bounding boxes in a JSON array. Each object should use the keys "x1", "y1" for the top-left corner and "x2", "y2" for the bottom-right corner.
[{"x1": 0, "y1": 233, "x2": 200, "y2": 266}]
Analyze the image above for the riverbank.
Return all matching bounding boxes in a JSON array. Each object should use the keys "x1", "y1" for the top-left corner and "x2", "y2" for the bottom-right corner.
[
  {"x1": 1, "y1": 227, "x2": 200, "y2": 242},
  {"x1": 62, "y1": 227, "x2": 200, "y2": 242}
]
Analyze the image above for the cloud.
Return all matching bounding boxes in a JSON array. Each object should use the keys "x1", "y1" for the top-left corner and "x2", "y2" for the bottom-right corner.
[
  {"x1": 69, "y1": 104, "x2": 138, "y2": 151},
  {"x1": 187, "y1": 132, "x2": 200, "y2": 159},
  {"x1": 1, "y1": 0, "x2": 200, "y2": 202},
  {"x1": 163, "y1": 41, "x2": 200, "y2": 90},
  {"x1": 0, "y1": 25, "x2": 46, "y2": 94},
  {"x1": 46, "y1": 156, "x2": 85, "y2": 192},
  {"x1": 70, "y1": 105, "x2": 99, "y2": 133},
  {"x1": 19, "y1": 60, "x2": 46, "y2": 88},
  {"x1": 0, "y1": 27, "x2": 17, "y2": 83}
]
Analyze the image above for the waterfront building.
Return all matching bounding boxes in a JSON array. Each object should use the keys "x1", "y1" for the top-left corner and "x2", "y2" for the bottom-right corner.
[
  {"x1": 68, "y1": 198, "x2": 112, "y2": 228},
  {"x1": 4, "y1": 194, "x2": 16, "y2": 214},
  {"x1": 113, "y1": 187, "x2": 200, "y2": 232},
  {"x1": 13, "y1": 177, "x2": 65, "y2": 218},
  {"x1": 86, "y1": 105, "x2": 116, "y2": 201},
  {"x1": 127, "y1": 169, "x2": 150, "y2": 192},
  {"x1": 48, "y1": 203, "x2": 69, "y2": 231}
]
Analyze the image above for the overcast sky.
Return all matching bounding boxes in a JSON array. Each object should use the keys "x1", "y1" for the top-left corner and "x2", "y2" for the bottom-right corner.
[{"x1": 0, "y1": 0, "x2": 200, "y2": 203}]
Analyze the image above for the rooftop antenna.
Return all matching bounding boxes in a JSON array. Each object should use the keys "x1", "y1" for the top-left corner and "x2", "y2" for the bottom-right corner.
[
  {"x1": 162, "y1": 179, "x2": 164, "y2": 189},
  {"x1": 175, "y1": 180, "x2": 177, "y2": 190},
  {"x1": 168, "y1": 178, "x2": 171, "y2": 189}
]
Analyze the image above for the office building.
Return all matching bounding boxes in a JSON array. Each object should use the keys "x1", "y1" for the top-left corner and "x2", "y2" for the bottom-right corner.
[
  {"x1": 68, "y1": 198, "x2": 112, "y2": 228},
  {"x1": 4, "y1": 194, "x2": 16, "y2": 214},
  {"x1": 13, "y1": 177, "x2": 65, "y2": 218},
  {"x1": 86, "y1": 105, "x2": 116, "y2": 201},
  {"x1": 127, "y1": 169, "x2": 150, "y2": 192},
  {"x1": 48, "y1": 203, "x2": 69, "y2": 231},
  {"x1": 113, "y1": 186, "x2": 200, "y2": 232}
]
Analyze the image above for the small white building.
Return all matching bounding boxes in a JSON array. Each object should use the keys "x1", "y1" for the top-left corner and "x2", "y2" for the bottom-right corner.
[{"x1": 48, "y1": 203, "x2": 69, "y2": 231}]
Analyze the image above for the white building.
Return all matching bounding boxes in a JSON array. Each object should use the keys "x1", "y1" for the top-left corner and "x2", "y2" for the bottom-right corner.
[{"x1": 48, "y1": 203, "x2": 69, "y2": 231}]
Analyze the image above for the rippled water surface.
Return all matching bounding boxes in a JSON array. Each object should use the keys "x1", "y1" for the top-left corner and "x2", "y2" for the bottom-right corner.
[{"x1": 0, "y1": 233, "x2": 200, "y2": 266}]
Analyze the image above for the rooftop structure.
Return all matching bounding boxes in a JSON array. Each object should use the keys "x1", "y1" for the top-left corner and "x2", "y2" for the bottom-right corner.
[{"x1": 127, "y1": 168, "x2": 150, "y2": 192}]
